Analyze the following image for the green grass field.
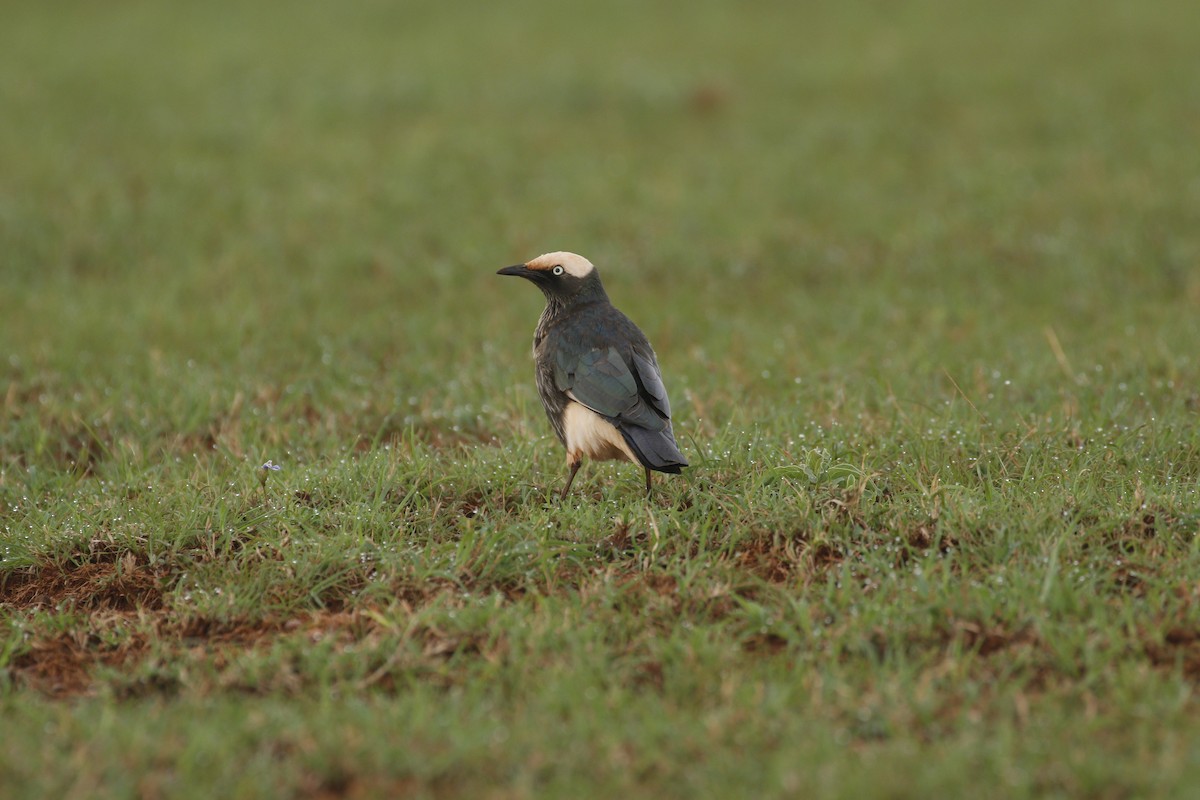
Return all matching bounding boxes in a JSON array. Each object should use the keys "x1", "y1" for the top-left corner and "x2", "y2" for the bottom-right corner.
[{"x1": 3, "y1": 0, "x2": 1200, "y2": 796}]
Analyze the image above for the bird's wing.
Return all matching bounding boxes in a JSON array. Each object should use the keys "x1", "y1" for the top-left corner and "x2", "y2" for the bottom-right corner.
[
  {"x1": 554, "y1": 346, "x2": 668, "y2": 432},
  {"x1": 630, "y1": 349, "x2": 672, "y2": 420}
]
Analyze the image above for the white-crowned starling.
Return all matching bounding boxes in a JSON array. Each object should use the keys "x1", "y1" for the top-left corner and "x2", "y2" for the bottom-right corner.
[{"x1": 498, "y1": 251, "x2": 687, "y2": 499}]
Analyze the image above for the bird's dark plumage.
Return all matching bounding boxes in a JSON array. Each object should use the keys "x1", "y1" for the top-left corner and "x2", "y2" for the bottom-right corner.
[{"x1": 497, "y1": 251, "x2": 687, "y2": 498}]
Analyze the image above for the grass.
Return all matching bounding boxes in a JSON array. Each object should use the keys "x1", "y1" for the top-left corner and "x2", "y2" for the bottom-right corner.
[{"x1": 2, "y1": 0, "x2": 1200, "y2": 796}]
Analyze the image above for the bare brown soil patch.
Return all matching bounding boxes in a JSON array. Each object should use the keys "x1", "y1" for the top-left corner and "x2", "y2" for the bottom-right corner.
[
  {"x1": 456, "y1": 489, "x2": 520, "y2": 519},
  {"x1": 5, "y1": 607, "x2": 385, "y2": 698},
  {"x1": 1145, "y1": 626, "x2": 1200, "y2": 679},
  {"x1": 734, "y1": 534, "x2": 843, "y2": 583},
  {"x1": 304, "y1": 772, "x2": 456, "y2": 800},
  {"x1": 8, "y1": 607, "x2": 156, "y2": 697},
  {"x1": 947, "y1": 618, "x2": 1039, "y2": 658},
  {"x1": 1, "y1": 550, "x2": 503, "y2": 698},
  {"x1": 1, "y1": 554, "x2": 167, "y2": 612}
]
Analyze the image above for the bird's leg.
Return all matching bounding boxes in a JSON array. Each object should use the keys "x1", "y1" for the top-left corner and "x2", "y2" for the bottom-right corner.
[
  {"x1": 644, "y1": 467, "x2": 653, "y2": 498},
  {"x1": 561, "y1": 457, "x2": 582, "y2": 501}
]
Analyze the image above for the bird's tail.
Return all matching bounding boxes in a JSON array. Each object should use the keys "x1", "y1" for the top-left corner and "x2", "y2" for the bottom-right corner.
[{"x1": 620, "y1": 425, "x2": 689, "y2": 474}]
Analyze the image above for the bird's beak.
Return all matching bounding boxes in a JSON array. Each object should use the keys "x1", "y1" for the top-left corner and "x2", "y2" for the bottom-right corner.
[{"x1": 497, "y1": 264, "x2": 532, "y2": 278}]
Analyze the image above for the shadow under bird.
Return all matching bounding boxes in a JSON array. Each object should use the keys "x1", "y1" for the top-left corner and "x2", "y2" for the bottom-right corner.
[{"x1": 497, "y1": 251, "x2": 688, "y2": 499}]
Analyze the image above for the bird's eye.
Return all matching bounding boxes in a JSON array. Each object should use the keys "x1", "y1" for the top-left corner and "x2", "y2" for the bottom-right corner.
[{"x1": 552, "y1": 265, "x2": 564, "y2": 276}]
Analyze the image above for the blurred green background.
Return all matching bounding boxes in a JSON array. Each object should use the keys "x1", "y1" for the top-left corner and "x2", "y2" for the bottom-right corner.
[
  {"x1": 4, "y1": 0, "x2": 1197, "y2": 397},
  {"x1": 3, "y1": 1, "x2": 1200, "y2": 797}
]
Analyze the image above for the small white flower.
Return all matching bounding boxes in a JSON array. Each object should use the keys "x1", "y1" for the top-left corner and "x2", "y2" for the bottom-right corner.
[{"x1": 258, "y1": 460, "x2": 282, "y2": 487}]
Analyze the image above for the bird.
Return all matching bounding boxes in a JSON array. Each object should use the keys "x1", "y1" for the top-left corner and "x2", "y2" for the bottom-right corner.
[{"x1": 497, "y1": 251, "x2": 688, "y2": 499}]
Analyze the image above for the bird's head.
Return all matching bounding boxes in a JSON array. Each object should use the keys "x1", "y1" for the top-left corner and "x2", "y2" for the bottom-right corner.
[{"x1": 497, "y1": 251, "x2": 606, "y2": 304}]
